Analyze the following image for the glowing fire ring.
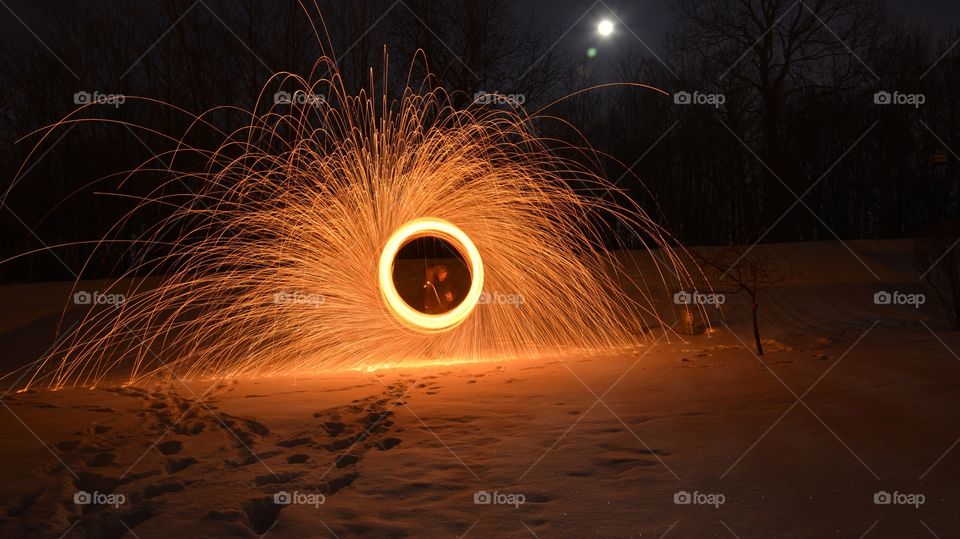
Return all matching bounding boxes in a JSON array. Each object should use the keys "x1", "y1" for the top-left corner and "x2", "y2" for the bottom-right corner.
[{"x1": 379, "y1": 218, "x2": 484, "y2": 333}]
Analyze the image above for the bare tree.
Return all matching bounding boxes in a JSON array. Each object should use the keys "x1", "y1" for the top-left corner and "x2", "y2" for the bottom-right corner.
[
  {"x1": 669, "y1": 0, "x2": 886, "y2": 237},
  {"x1": 391, "y1": 0, "x2": 565, "y2": 108},
  {"x1": 698, "y1": 245, "x2": 795, "y2": 355}
]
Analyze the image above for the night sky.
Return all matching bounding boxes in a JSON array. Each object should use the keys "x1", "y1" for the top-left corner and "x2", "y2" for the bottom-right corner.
[
  {"x1": 3, "y1": 0, "x2": 958, "y2": 60},
  {"x1": 520, "y1": 0, "x2": 960, "y2": 82}
]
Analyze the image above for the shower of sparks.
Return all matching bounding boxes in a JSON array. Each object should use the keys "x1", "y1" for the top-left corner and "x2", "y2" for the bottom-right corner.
[{"x1": 9, "y1": 58, "x2": 711, "y2": 390}]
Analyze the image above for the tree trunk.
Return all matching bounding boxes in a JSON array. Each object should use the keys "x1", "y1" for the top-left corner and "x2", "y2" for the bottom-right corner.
[{"x1": 752, "y1": 303, "x2": 764, "y2": 355}]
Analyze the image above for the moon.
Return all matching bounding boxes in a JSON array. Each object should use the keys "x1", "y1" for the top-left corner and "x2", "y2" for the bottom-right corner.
[{"x1": 598, "y1": 20, "x2": 614, "y2": 37}]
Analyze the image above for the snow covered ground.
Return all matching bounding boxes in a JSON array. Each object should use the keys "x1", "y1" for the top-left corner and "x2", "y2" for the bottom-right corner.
[{"x1": 0, "y1": 240, "x2": 957, "y2": 537}]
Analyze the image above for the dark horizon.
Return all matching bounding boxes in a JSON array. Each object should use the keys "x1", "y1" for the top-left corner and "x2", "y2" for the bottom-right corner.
[{"x1": 2, "y1": 0, "x2": 959, "y2": 283}]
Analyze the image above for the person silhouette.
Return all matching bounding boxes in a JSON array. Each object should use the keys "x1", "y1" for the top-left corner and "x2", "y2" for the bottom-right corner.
[{"x1": 424, "y1": 264, "x2": 455, "y2": 314}]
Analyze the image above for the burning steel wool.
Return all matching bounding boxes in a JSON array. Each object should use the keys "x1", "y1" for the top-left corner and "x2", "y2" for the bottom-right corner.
[{"x1": 12, "y1": 59, "x2": 709, "y2": 390}]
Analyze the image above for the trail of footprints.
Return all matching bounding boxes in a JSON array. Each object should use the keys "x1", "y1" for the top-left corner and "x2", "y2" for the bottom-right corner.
[{"x1": 6, "y1": 380, "x2": 410, "y2": 537}]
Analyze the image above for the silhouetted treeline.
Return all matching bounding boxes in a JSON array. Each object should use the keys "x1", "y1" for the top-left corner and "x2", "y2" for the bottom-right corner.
[
  {"x1": 600, "y1": 0, "x2": 959, "y2": 245},
  {"x1": 1, "y1": 0, "x2": 957, "y2": 282}
]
